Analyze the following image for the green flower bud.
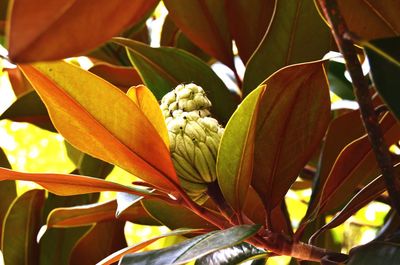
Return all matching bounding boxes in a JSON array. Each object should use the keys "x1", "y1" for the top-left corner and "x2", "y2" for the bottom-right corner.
[{"x1": 160, "y1": 83, "x2": 224, "y2": 203}]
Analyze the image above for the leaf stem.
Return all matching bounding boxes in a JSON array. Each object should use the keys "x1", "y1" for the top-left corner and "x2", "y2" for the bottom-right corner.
[{"x1": 317, "y1": 0, "x2": 400, "y2": 214}]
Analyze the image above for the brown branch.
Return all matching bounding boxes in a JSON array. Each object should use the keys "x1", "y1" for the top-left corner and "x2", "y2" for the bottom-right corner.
[{"x1": 318, "y1": 0, "x2": 400, "y2": 214}]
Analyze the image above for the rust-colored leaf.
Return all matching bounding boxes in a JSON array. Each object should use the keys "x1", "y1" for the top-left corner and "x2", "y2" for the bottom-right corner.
[
  {"x1": 88, "y1": 63, "x2": 142, "y2": 93},
  {"x1": 252, "y1": 61, "x2": 331, "y2": 212},
  {"x1": 69, "y1": 220, "x2": 127, "y2": 265},
  {"x1": 0, "y1": 167, "x2": 146, "y2": 196},
  {"x1": 225, "y1": 0, "x2": 276, "y2": 64},
  {"x1": 127, "y1": 85, "x2": 169, "y2": 146},
  {"x1": 163, "y1": 0, "x2": 234, "y2": 69},
  {"x1": 7, "y1": 0, "x2": 159, "y2": 62},
  {"x1": 19, "y1": 62, "x2": 178, "y2": 194}
]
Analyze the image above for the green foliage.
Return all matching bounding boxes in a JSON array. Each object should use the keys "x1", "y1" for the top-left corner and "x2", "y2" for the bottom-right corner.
[{"x1": 0, "y1": 1, "x2": 400, "y2": 264}]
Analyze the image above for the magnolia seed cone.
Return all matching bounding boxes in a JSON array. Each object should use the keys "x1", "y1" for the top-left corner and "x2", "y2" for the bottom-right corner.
[{"x1": 161, "y1": 83, "x2": 224, "y2": 204}]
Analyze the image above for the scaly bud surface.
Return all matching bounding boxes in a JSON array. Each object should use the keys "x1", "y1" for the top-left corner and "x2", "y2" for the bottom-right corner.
[{"x1": 160, "y1": 83, "x2": 224, "y2": 204}]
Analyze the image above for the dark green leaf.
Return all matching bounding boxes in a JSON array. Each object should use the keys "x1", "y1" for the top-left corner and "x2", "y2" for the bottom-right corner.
[
  {"x1": 365, "y1": 36, "x2": 400, "y2": 121},
  {"x1": 195, "y1": 242, "x2": 266, "y2": 265},
  {"x1": 120, "y1": 225, "x2": 260, "y2": 265},
  {"x1": 243, "y1": 0, "x2": 331, "y2": 95},
  {"x1": 347, "y1": 240, "x2": 400, "y2": 265},
  {"x1": 175, "y1": 32, "x2": 211, "y2": 63},
  {"x1": 0, "y1": 90, "x2": 56, "y2": 132},
  {"x1": 113, "y1": 38, "x2": 238, "y2": 124},
  {"x1": 1, "y1": 189, "x2": 45, "y2": 265},
  {"x1": 70, "y1": 220, "x2": 127, "y2": 265},
  {"x1": 225, "y1": 0, "x2": 276, "y2": 64},
  {"x1": 327, "y1": 61, "x2": 355, "y2": 100}
]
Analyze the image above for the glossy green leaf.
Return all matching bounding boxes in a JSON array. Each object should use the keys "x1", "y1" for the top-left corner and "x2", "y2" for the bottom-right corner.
[
  {"x1": 243, "y1": 0, "x2": 331, "y2": 95},
  {"x1": 310, "y1": 175, "x2": 386, "y2": 243},
  {"x1": 120, "y1": 225, "x2": 260, "y2": 265},
  {"x1": 347, "y1": 240, "x2": 400, "y2": 265},
  {"x1": 327, "y1": 61, "x2": 355, "y2": 100},
  {"x1": 7, "y1": 0, "x2": 160, "y2": 62},
  {"x1": 1, "y1": 189, "x2": 45, "y2": 265},
  {"x1": 114, "y1": 38, "x2": 238, "y2": 124},
  {"x1": 98, "y1": 228, "x2": 201, "y2": 265},
  {"x1": 217, "y1": 85, "x2": 265, "y2": 212},
  {"x1": 0, "y1": 148, "x2": 16, "y2": 245},
  {"x1": 194, "y1": 242, "x2": 267, "y2": 265},
  {"x1": 19, "y1": 61, "x2": 179, "y2": 194},
  {"x1": 39, "y1": 193, "x2": 94, "y2": 265},
  {"x1": 163, "y1": 0, "x2": 234, "y2": 69},
  {"x1": 311, "y1": 113, "x2": 400, "y2": 217},
  {"x1": 365, "y1": 36, "x2": 400, "y2": 121},
  {"x1": 142, "y1": 199, "x2": 216, "y2": 230},
  {"x1": 327, "y1": 0, "x2": 400, "y2": 40},
  {"x1": 0, "y1": 90, "x2": 55, "y2": 132},
  {"x1": 175, "y1": 32, "x2": 211, "y2": 63},
  {"x1": 225, "y1": 0, "x2": 276, "y2": 64},
  {"x1": 69, "y1": 220, "x2": 127, "y2": 265},
  {"x1": 251, "y1": 61, "x2": 331, "y2": 211}
]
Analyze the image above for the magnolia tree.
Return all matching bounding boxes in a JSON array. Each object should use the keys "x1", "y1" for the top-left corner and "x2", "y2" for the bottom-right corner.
[{"x1": 0, "y1": 0, "x2": 400, "y2": 264}]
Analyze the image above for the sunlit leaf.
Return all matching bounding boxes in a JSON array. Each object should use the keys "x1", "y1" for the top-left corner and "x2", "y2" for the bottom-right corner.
[
  {"x1": 225, "y1": 0, "x2": 276, "y2": 64},
  {"x1": 1, "y1": 189, "x2": 45, "y2": 265},
  {"x1": 163, "y1": 0, "x2": 234, "y2": 69},
  {"x1": 142, "y1": 199, "x2": 216, "y2": 230},
  {"x1": 69, "y1": 220, "x2": 127, "y2": 265},
  {"x1": 251, "y1": 61, "x2": 331, "y2": 212},
  {"x1": 195, "y1": 242, "x2": 266, "y2": 265},
  {"x1": 98, "y1": 228, "x2": 202, "y2": 265},
  {"x1": 3, "y1": 67, "x2": 34, "y2": 97},
  {"x1": 365, "y1": 36, "x2": 400, "y2": 121},
  {"x1": 243, "y1": 0, "x2": 331, "y2": 95},
  {"x1": 19, "y1": 61, "x2": 178, "y2": 194},
  {"x1": 7, "y1": 0, "x2": 160, "y2": 62},
  {"x1": 0, "y1": 167, "x2": 148, "y2": 196},
  {"x1": 114, "y1": 38, "x2": 238, "y2": 124},
  {"x1": 119, "y1": 225, "x2": 260, "y2": 265},
  {"x1": 217, "y1": 85, "x2": 265, "y2": 212},
  {"x1": 88, "y1": 63, "x2": 142, "y2": 93},
  {"x1": 0, "y1": 90, "x2": 55, "y2": 132},
  {"x1": 126, "y1": 85, "x2": 169, "y2": 146}
]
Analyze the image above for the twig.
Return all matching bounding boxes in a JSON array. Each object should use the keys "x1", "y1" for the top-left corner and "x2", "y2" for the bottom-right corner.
[{"x1": 318, "y1": 0, "x2": 400, "y2": 214}]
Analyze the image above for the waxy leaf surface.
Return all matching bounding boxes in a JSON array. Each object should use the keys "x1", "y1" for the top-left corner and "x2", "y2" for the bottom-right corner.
[
  {"x1": 114, "y1": 38, "x2": 237, "y2": 124},
  {"x1": 163, "y1": 0, "x2": 234, "y2": 69},
  {"x1": 251, "y1": 61, "x2": 331, "y2": 212},
  {"x1": 225, "y1": 0, "x2": 276, "y2": 64},
  {"x1": 243, "y1": 0, "x2": 331, "y2": 95},
  {"x1": 7, "y1": 0, "x2": 159, "y2": 62},
  {"x1": 120, "y1": 225, "x2": 260, "y2": 265},
  {"x1": 217, "y1": 86, "x2": 265, "y2": 212},
  {"x1": 1, "y1": 189, "x2": 45, "y2": 265},
  {"x1": 19, "y1": 61, "x2": 178, "y2": 193}
]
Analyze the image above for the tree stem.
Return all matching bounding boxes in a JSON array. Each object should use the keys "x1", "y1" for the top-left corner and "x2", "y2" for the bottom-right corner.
[{"x1": 318, "y1": 0, "x2": 400, "y2": 214}]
